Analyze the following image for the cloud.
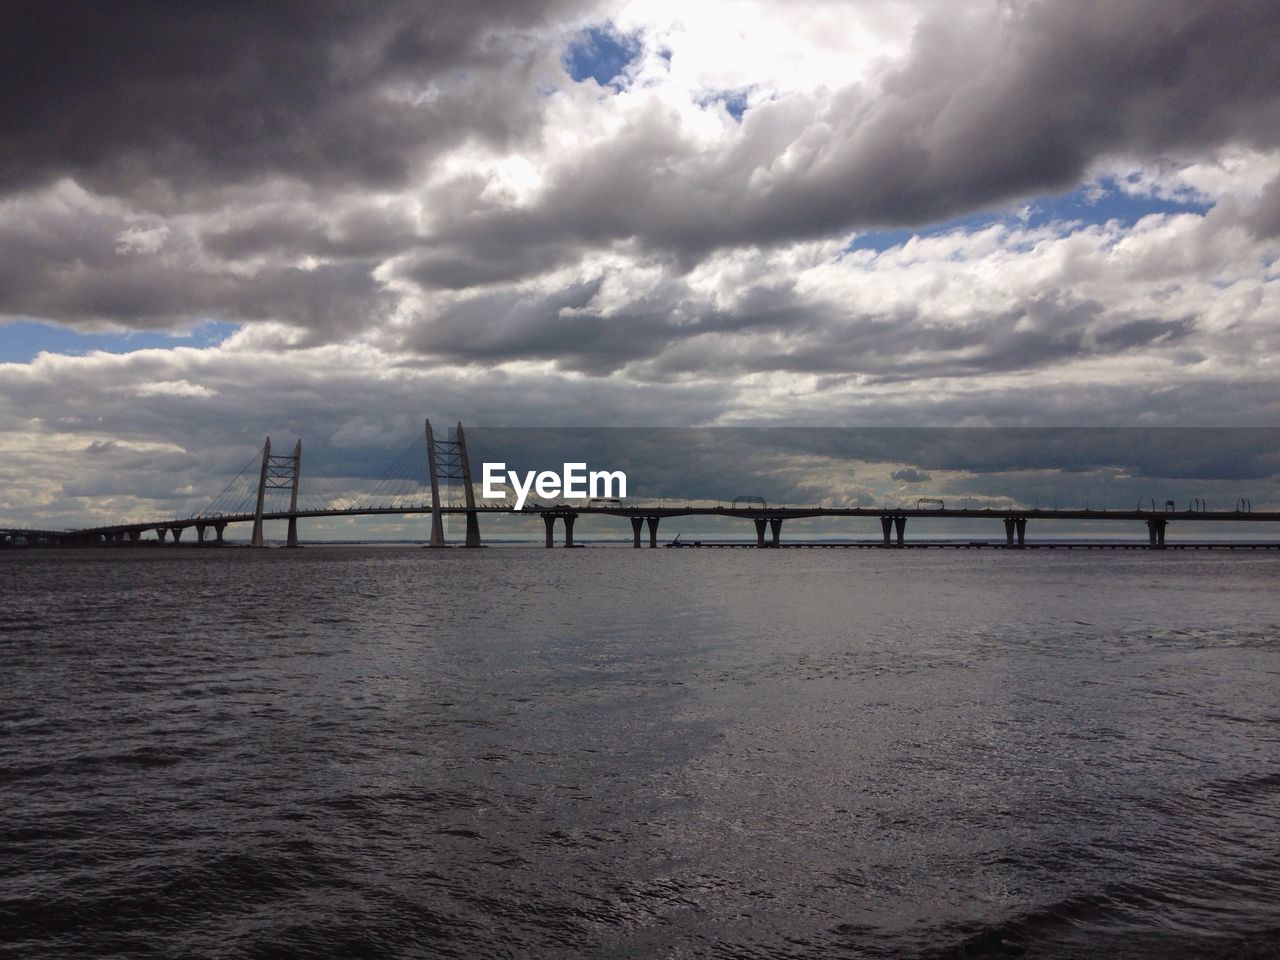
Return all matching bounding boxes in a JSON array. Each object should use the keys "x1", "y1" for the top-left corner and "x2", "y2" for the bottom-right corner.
[
  {"x1": 0, "y1": 0, "x2": 1279, "y2": 531},
  {"x1": 416, "y1": 0, "x2": 1280, "y2": 264},
  {"x1": 891, "y1": 468, "x2": 932, "y2": 484},
  {"x1": 1249, "y1": 173, "x2": 1280, "y2": 238},
  {"x1": 133, "y1": 380, "x2": 218, "y2": 399},
  {"x1": 0, "y1": 0, "x2": 599, "y2": 198}
]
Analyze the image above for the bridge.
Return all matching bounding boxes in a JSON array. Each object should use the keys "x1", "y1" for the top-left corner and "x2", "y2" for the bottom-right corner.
[{"x1": 3, "y1": 420, "x2": 1278, "y2": 550}]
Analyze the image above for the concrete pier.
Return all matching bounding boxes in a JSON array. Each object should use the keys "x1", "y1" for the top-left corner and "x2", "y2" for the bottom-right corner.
[{"x1": 541, "y1": 511, "x2": 579, "y2": 547}]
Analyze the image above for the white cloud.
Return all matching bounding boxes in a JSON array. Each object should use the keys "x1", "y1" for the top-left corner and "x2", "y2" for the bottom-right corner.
[
  {"x1": 2, "y1": 0, "x2": 1280, "y2": 530},
  {"x1": 114, "y1": 223, "x2": 169, "y2": 255},
  {"x1": 132, "y1": 379, "x2": 218, "y2": 398}
]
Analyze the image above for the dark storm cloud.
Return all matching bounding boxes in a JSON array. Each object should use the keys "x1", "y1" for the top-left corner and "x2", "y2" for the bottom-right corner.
[
  {"x1": 775, "y1": 300, "x2": 1198, "y2": 385},
  {"x1": 0, "y1": 0, "x2": 593, "y2": 199},
  {"x1": 1249, "y1": 173, "x2": 1280, "y2": 238},
  {"x1": 759, "y1": 429, "x2": 1280, "y2": 483},
  {"x1": 201, "y1": 204, "x2": 420, "y2": 261},
  {"x1": 0, "y1": 184, "x2": 394, "y2": 336},
  {"x1": 460, "y1": 427, "x2": 1280, "y2": 508},
  {"x1": 397, "y1": 269, "x2": 1197, "y2": 379},
  {"x1": 429, "y1": 0, "x2": 1280, "y2": 262},
  {"x1": 399, "y1": 273, "x2": 825, "y2": 374},
  {"x1": 401, "y1": 240, "x2": 579, "y2": 290}
]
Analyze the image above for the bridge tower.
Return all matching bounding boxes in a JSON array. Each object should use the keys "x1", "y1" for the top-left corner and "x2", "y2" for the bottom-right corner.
[
  {"x1": 250, "y1": 437, "x2": 303, "y2": 547},
  {"x1": 425, "y1": 421, "x2": 445, "y2": 546},
  {"x1": 424, "y1": 420, "x2": 481, "y2": 547}
]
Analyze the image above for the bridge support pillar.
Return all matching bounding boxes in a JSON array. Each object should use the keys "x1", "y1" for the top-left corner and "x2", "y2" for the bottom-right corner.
[
  {"x1": 456, "y1": 423, "x2": 482, "y2": 547},
  {"x1": 195, "y1": 523, "x2": 206, "y2": 545},
  {"x1": 755, "y1": 518, "x2": 767, "y2": 547},
  {"x1": 881, "y1": 516, "x2": 892, "y2": 546},
  {"x1": 769, "y1": 518, "x2": 782, "y2": 547},
  {"x1": 631, "y1": 517, "x2": 643, "y2": 548},
  {"x1": 170, "y1": 526, "x2": 183, "y2": 544},
  {"x1": 286, "y1": 439, "x2": 302, "y2": 548},
  {"x1": 128, "y1": 530, "x2": 140, "y2": 544},
  {"x1": 425, "y1": 421, "x2": 445, "y2": 546},
  {"x1": 1147, "y1": 518, "x2": 1167, "y2": 549},
  {"x1": 1004, "y1": 518, "x2": 1015, "y2": 546},
  {"x1": 214, "y1": 522, "x2": 226, "y2": 545},
  {"x1": 563, "y1": 514, "x2": 577, "y2": 548},
  {"x1": 1016, "y1": 517, "x2": 1027, "y2": 547},
  {"x1": 894, "y1": 515, "x2": 906, "y2": 547},
  {"x1": 647, "y1": 516, "x2": 659, "y2": 548},
  {"x1": 156, "y1": 527, "x2": 167, "y2": 543},
  {"x1": 251, "y1": 437, "x2": 270, "y2": 547},
  {"x1": 543, "y1": 514, "x2": 556, "y2": 548}
]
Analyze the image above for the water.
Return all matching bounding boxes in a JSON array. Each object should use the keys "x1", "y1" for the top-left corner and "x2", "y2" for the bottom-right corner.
[{"x1": 2, "y1": 547, "x2": 1278, "y2": 958}]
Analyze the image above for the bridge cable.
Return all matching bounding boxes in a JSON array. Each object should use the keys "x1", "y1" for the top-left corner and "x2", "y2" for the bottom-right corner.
[{"x1": 195, "y1": 446, "x2": 264, "y2": 518}]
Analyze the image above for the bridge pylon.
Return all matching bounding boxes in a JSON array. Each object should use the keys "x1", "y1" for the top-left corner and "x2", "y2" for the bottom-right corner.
[
  {"x1": 424, "y1": 420, "x2": 482, "y2": 547},
  {"x1": 425, "y1": 421, "x2": 445, "y2": 546},
  {"x1": 455, "y1": 422, "x2": 481, "y2": 547},
  {"x1": 250, "y1": 437, "x2": 303, "y2": 547}
]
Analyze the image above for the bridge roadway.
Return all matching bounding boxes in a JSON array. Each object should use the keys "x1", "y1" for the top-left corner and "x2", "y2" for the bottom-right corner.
[{"x1": 4, "y1": 504, "x2": 1279, "y2": 549}]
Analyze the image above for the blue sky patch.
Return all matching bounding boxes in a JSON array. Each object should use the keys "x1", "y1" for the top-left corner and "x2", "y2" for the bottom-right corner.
[
  {"x1": 0, "y1": 320, "x2": 236, "y2": 363},
  {"x1": 845, "y1": 180, "x2": 1214, "y2": 255},
  {"x1": 1024, "y1": 178, "x2": 1212, "y2": 229},
  {"x1": 845, "y1": 212, "x2": 1002, "y2": 254},
  {"x1": 699, "y1": 88, "x2": 751, "y2": 122},
  {"x1": 563, "y1": 24, "x2": 641, "y2": 87}
]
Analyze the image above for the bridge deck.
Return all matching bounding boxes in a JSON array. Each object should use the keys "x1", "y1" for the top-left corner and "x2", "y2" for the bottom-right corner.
[{"x1": 5, "y1": 504, "x2": 1277, "y2": 541}]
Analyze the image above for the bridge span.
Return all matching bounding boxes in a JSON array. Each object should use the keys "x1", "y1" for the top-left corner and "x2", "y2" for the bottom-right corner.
[
  {"x1": 5, "y1": 503, "x2": 1277, "y2": 550},
  {"x1": 3, "y1": 420, "x2": 1278, "y2": 550}
]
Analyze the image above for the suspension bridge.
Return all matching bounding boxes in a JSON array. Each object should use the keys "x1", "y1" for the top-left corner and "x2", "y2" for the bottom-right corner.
[{"x1": 3, "y1": 420, "x2": 1279, "y2": 550}]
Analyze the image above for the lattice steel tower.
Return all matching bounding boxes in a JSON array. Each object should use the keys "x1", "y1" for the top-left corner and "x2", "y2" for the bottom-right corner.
[
  {"x1": 425, "y1": 420, "x2": 480, "y2": 546},
  {"x1": 250, "y1": 437, "x2": 302, "y2": 547}
]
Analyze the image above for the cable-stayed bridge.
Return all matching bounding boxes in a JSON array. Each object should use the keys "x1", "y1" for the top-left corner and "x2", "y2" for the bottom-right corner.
[{"x1": 3, "y1": 420, "x2": 1279, "y2": 550}]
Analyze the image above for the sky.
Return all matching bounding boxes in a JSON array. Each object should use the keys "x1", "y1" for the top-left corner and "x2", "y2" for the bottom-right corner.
[{"x1": 2, "y1": 0, "x2": 1279, "y2": 531}]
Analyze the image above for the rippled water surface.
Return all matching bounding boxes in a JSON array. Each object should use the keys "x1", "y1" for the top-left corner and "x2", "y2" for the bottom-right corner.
[{"x1": 3, "y1": 547, "x2": 1279, "y2": 958}]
